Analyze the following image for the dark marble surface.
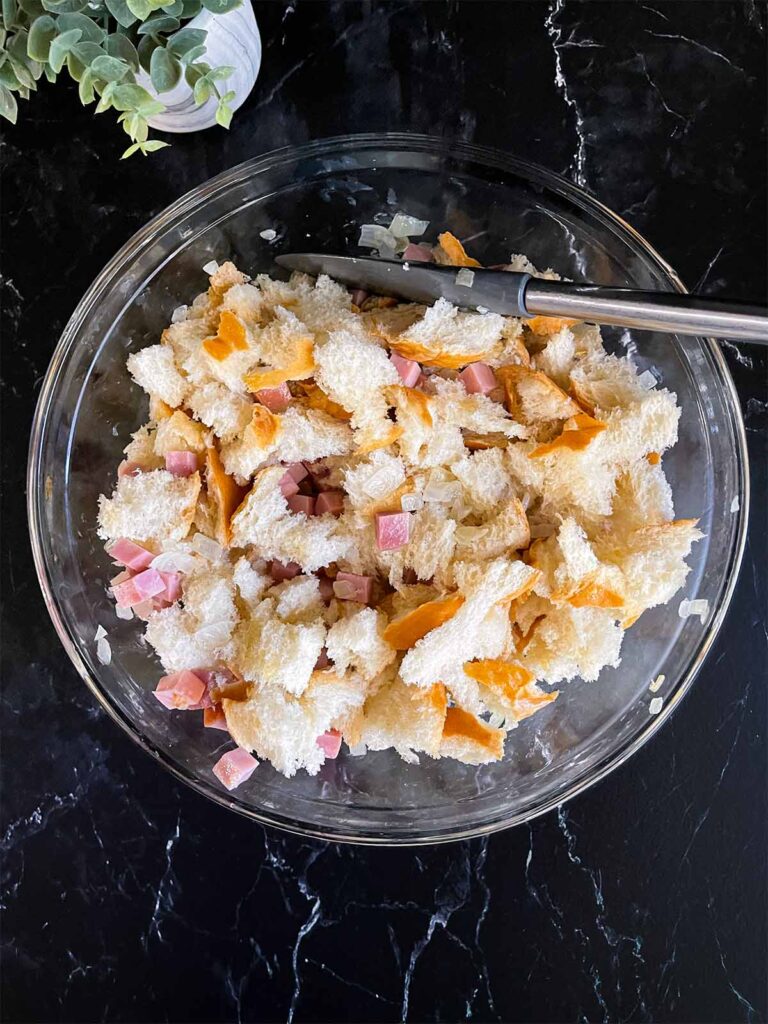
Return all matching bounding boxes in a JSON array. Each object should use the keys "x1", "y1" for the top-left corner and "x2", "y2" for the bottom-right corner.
[{"x1": 2, "y1": 2, "x2": 767, "y2": 1021}]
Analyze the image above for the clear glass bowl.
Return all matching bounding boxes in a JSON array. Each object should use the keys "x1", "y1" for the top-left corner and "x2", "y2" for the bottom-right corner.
[{"x1": 28, "y1": 134, "x2": 749, "y2": 844}]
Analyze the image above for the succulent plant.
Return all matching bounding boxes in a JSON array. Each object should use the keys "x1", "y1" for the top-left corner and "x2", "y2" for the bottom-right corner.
[{"x1": 0, "y1": 0, "x2": 241, "y2": 156}]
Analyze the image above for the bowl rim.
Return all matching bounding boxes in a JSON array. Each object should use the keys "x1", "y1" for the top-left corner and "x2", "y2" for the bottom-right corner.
[{"x1": 27, "y1": 132, "x2": 750, "y2": 845}]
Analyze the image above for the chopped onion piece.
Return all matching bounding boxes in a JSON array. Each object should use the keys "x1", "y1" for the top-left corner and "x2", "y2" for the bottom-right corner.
[
  {"x1": 347, "y1": 742, "x2": 367, "y2": 757},
  {"x1": 476, "y1": 305, "x2": 490, "y2": 315},
  {"x1": 94, "y1": 624, "x2": 107, "y2": 641},
  {"x1": 649, "y1": 697, "x2": 663, "y2": 715},
  {"x1": 171, "y1": 305, "x2": 188, "y2": 324},
  {"x1": 150, "y1": 550, "x2": 198, "y2": 574},
  {"x1": 202, "y1": 260, "x2": 219, "y2": 275},
  {"x1": 259, "y1": 228, "x2": 277, "y2": 241},
  {"x1": 423, "y1": 480, "x2": 460, "y2": 503},
  {"x1": 649, "y1": 673, "x2": 665, "y2": 693},
  {"x1": 454, "y1": 525, "x2": 488, "y2": 544},
  {"x1": 96, "y1": 636, "x2": 112, "y2": 666},
  {"x1": 191, "y1": 533, "x2": 224, "y2": 562},
  {"x1": 730, "y1": 495, "x2": 740, "y2": 513},
  {"x1": 378, "y1": 243, "x2": 397, "y2": 260},
  {"x1": 115, "y1": 604, "x2": 133, "y2": 621},
  {"x1": 358, "y1": 224, "x2": 395, "y2": 250},
  {"x1": 362, "y1": 466, "x2": 399, "y2": 499},
  {"x1": 455, "y1": 268, "x2": 475, "y2": 288},
  {"x1": 388, "y1": 213, "x2": 429, "y2": 237},
  {"x1": 637, "y1": 369, "x2": 658, "y2": 390},
  {"x1": 678, "y1": 598, "x2": 709, "y2": 622},
  {"x1": 400, "y1": 493, "x2": 424, "y2": 513}
]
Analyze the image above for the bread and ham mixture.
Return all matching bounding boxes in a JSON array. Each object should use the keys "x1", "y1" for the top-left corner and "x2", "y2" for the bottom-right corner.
[{"x1": 97, "y1": 230, "x2": 702, "y2": 789}]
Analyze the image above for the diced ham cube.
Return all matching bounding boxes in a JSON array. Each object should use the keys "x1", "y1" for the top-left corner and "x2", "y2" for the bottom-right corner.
[
  {"x1": 287, "y1": 494, "x2": 315, "y2": 516},
  {"x1": 316, "y1": 729, "x2": 342, "y2": 759},
  {"x1": 333, "y1": 571, "x2": 374, "y2": 604},
  {"x1": 375, "y1": 511, "x2": 411, "y2": 551},
  {"x1": 153, "y1": 669, "x2": 206, "y2": 710},
  {"x1": 317, "y1": 575, "x2": 335, "y2": 603},
  {"x1": 132, "y1": 568, "x2": 167, "y2": 601},
  {"x1": 212, "y1": 747, "x2": 258, "y2": 790},
  {"x1": 155, "y1": 571, "x2": 182, "y2": 607},
  {"x1": 314, "y1": 648, "x2": 332, "y2": 670},
  {"x1": 203, "y1": 705, "x2": 229, "y2": 731},
  {"x1": 314, "y1": 490, "x2": 345, "y2": 516},
  {"x1": 389, "y1": 352, "x2": 421, "y2": 387},
  {"x1": 459, "y1": 362, "x2": 497, "y2": 396},
  {"x1": 118, "y1": 461, "x2": 144, "y2": 478},
  {"x1": 165, "y1": 450, "x2": 199, "y2": 477},
  {"x1": 269, "y1": 559, "x2": 301, "y2": 582},
  {"x1": 285, "y1": 462, "x2": 309, "y2": 484},
  {"x1": 112, "y1": 576, "x2": 142, "y2": 608},
  {"x1": 108, "y1": 538, "x2": 155, "y2": 571},
  {"x1": 279, "y1": 471, "x2": 300, "y2": 498},
  {"x1": 110, "y1": 569, "x2": 133, "y2": 588},
  {"x1": 351, "y1": 288, "x2": 368, "y2": 307},
  {"x1": 256, "y1": 383, "x2": 291, "y2": 413},
  {"x1": 402, "y1": 243, "x2": 434, "y2": 262}
]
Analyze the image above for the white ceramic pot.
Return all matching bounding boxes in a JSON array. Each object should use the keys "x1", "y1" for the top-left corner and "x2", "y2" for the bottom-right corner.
[{"x1": 139, "y1": 1, "x2": 261, "y2": 133}]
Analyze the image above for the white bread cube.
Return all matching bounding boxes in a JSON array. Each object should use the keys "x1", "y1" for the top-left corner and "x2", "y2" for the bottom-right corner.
[
  {"x1": 270, "y1": 575, "x2": 325, "y2": 624},
  {"x1": 250, "y1": 617, "x2": 326, "y2": 696},
  {"x1": 438, "y1": 708, "x2": 506, "y2": 764},
  {"x1": 98, "y1": 469, "x2": 200, "y2": 545},
  {"x1": 219, "y1": 282, "x2": 265, "y2": 325},
  {"x1": 186, "y1": 382, "x2": 253, "y2": 442},
  {"x1": 292, "y1": 274, "x2": 356, "y2": 333},
  {"x1": 127, "y1": 344, "x2": 189, "y2": 408},
  {"x1": 569, "y1": 351, "x2": 649, "y2": 412},
  {"x1": 232, "y1": 555, "x2": 271, "y2": 606},
  {"x1": 123, "y1": 425, "x2": 164, "y2": 470},
  {"x1": 345, "y1": 678, "x2": 447, "y2": 757},
  {"x1": 314, "y1": 327, "x2": 399, "y2": 414},
  {"x1": 522, "y1": 605, "x2": 624, "y2": 684},
  {"x1": 404, "y1": 505, "x2": 457, "y2": 586},
  {"x1": 454, "y1": 499, "x2": 530, "y2": 561},
  {"x1": 610, "y1": 459, "x2": 675, "y2": 536},
  {"x1": 396, "y1": 298, "x2": 505, "y2": 364},
  {"x1": 533, "y1": 327, "x2": 577, "y2": 386},
  {"x1": 145, "y1": 604, "x2": 232, "y2": 673},
  {"x1": 450, "y1": 449, "x2": 514, "y2": 513},
  {"x1": 343, "y1": 450, "x2": 407, "y2": 509},
  {"x1": 153, "y1": 410, "x2": 208, "y2": 456},
  {"x1": 429, "y1": 378, "x2": 528, "y2": 439},
  {"x1": 325, "y1": 607, "x2": 396, "y2": 681}
]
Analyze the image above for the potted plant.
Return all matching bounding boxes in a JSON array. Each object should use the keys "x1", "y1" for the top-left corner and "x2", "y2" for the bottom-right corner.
[{"x1": 0, "y1": 0, "x2": 260, "y2": 155}]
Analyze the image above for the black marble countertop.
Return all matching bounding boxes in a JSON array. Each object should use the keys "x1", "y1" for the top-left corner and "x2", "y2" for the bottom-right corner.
[{"x1": 2, "y1": 2, "x2": 767, "y2": 1021}]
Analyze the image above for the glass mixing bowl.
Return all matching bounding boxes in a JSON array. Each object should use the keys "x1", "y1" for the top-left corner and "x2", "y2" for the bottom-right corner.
[{"x1": 28, "y1": 134, "x2": 748, "y2": 844}]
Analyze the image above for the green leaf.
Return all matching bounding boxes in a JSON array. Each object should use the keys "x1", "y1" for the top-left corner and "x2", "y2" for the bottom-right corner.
[
  {"x1": 119, "y1": 109, "x2": 147, "y2": 140},
  {"x1": 48, "y1": 26, "x2": 81, "y2": 72},
  {"x1": 0, "y1": 27, "x2": 6, "y2": 47},
  {"x1": 70, "y1": 40, "x2": 105, "y2": 64},
  {"x1": 105, "y1": 31, "x2": 138, "y2": 69},
  {"x1": 149, "y1": 44, "x2": 179, "y2": 91},
  {"x1": 125, "y1": 0, "x2": 150, "y2": 20},
  {"x1": 104, "y1": 0, "x2": 135, "y2": 27},
  {"x1": 180, "y1": 0, "x2": 200, "y2": 17},
  {"x1": 160, "y1": 0, "x2": 182, "y2": 15},
  {"x1": 90, "y1": 52, "x2": 129, "y2": 81},
  {"x1": 27, "y1": 13, "x2": 56, "y2": 60},
  {"x1": 136, "y1": 12, "x2": 178, "y2": 33},
  {"x1": 215, "y1": 96, "x2": 231, "y2": 127},
  {"x1": 111, "y1": 79, "x2": 162, "y2": 114},
  {"x1": 0, "y1": 60, "x2": 21, "y2": 87},
  {"x1": 78, "y1": 63, "x2": 94, "y2": 101},
  {"x1": 166, "y1": 24, "x2": 204, "y2": 55},
  {"x1": 121, "y1": 137, "x2": 169, "y2": 157},
  {"x1": 178, "y1": 42, "x2": 204, "y2": 64},
  {"x1": 18, "y1": 0, "x2": 45, "y2": 17},
  {"x1": 9, "y1": 55, "x2": 35, "y2": 88},
  {"x1": 207, "y1": 63, "x2": 232, "y2": 82},
  {"x1": 57, "y1": 11, "x2": 104, "y2": 41},
  {"x1": 94, "y1": 77, "x2": 115, "y2": 110},
  {"x1": 0, "y1": 81, "x2": 18, "y2": 122},
  {"x1": 43, "y1": 60, "x2": 56, "y2": 79},
  {"x1": 200, "y1": 0, "x2": 239, "y2": 13},
  {"x1": 192, "y1": 71, "x2": 210, "y2": 104},
  {"x1": 183, "y1": 59, "x2": 206, "y2": 85},
  {"x1": 2, "y1": 0, "x2": 19, "y2": 29},
  {"x1": 41, "y1": 0, "x2": 88, "y2": 13},
  {"x1": 136, "y1": 30, "x2": 159, "y2": 72}
]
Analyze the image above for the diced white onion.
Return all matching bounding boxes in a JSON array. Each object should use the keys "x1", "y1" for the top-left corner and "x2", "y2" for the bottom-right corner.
[
  {"x1": 115, "y1": 605, "x2": 133, "y2": 621},
  {"x1": 347, "y1": 741, "x2": 368, "y2": 757},
  {"x1": 150, "y1": 550, "x2": 198, "y2": 574},
  {"x1": 730, "y1": 495, "x2": 740, "y2": 513},
  {"x1": 520, "y1": 491, "x2": 532, "y2": 511},
  {"x1": 400, "y1": 493, "x2": 424, "y2": 513},
  {"x1": 454, "y1": 525, "x2": 488, "y2": 544},
  {"x1": 378, "y1": 243, "x2": 397, "y2": 260},
  {"x1": 202, "y1": 260, "x2": 219, "y2": 275},
  {"x1": 388, "y1": 213, "x2": 429, "y2": 238},
  {"x1": 455, "y1": 268, "x2": 475, "y2": 288},
  {"x1": 94, "y1": 624, "x2": 107, "y2": 641},
  {"x1": 402, "y1": 262, "x2": 410, "y2": 272},
  {"x1": 476, "y1": 305, "x2": 490, "y2": 315},
  {"x1": 259, "y1": 228, "x2": 277, "y2": 241},
  {"x1": 649, "y1": 673, "x2": 665, "y2": 693},
  {"x1": 358, "y1": 224, "x2": 395, "y2": 250},
  {"x1": 171, "y1": 305, "x2": 188, "y2": 324},
  {"x1": 191, "y1": 533, "x2": 224, "y2": 562},
  {"x1": 386, "y1": 188, "x2": 397, "y2": 206},
  {"x1": 362, "y1": 467, "x2": 399, "y2": 499},
  {"x1": 637, "y1": 369, "x2": 658, "y2": 390},
  {"x1": 423, "y1": 481, "x2": 460, "y2": 503},
  {"x1": 649, "y1": 697, "x2": 663, "y2": 715},
  {"x1": 678, "y1": 598, "x2": 709, "y2": 622},
  {"x1": 96, "y1": 636, "x2": 112, "y2": 666},
  {"x1": 487, "y1": 712, "x2": 506, "y2": 730}
]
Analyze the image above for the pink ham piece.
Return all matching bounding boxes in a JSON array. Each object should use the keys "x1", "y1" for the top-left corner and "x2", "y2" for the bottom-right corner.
[
  {"x1": 153, "y1": 669, "x2": 206, "y2": 710},
  {"x1": 212, "y1": 747, "x2": 258, "y2": 791},
  {"x1": 403, "y1": 243, "x2": 434, "y2": 262},
  {"x1": 269, "y1": 560, "x2": 301, "y2": 582},
  {"x1": 279, "y1": 471, "x2": 300, "y2": 499},
  {"x1": 108, "y1": 539, "x2": 154, "y2": 571},
  {"x1": 133, "y1": 568, "x2": 167, "y2": 601},
  {"x1": 389, "y1": 351, "x2": 421, "y2": 387},
  {"x1": 459, "y1": 362, "x2": 496, "y2": 396},
  {"x1": 333, "y1": 571, "x2": 374, "y2": 604},
  {"x1": 110, "y1": 569, "x2": 133, "y2": 588},
  {"x1": 203, "y1": 705, "x2": 229, "y2": 731},
  {"x1": 317, "y1": 575, "x2": 335, "y2": 603},
  {"x1": 256, "y1": 382, "x2": 291, "y2": 413},
  {"x1": 375, "y1": 511, "x2": 411, "y2": 551},
  {"x1": 118, "y1": 461, "x2": 144, "y2": 478},
  {"x1": 285, "y1": 462, "x2": 309, "y2": 484},
  {"x1": 154, "y1": 571, "x2": 182, "y2": 607},
  {"x1": 350, "y1": 288, "x2": 368, "y2": 307},
  {"x1": 317, "y1": 729, "x2": 342, "y2": 759},
  {"x1": 314, "y1": 490, "x2": 344, "y2": 516},
  {"x1": 165, "y1": 450, "x2": 199, "y2": 477},
  {"x1": 287, "y1": 494, "x2": 315, "y2": 516}
]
